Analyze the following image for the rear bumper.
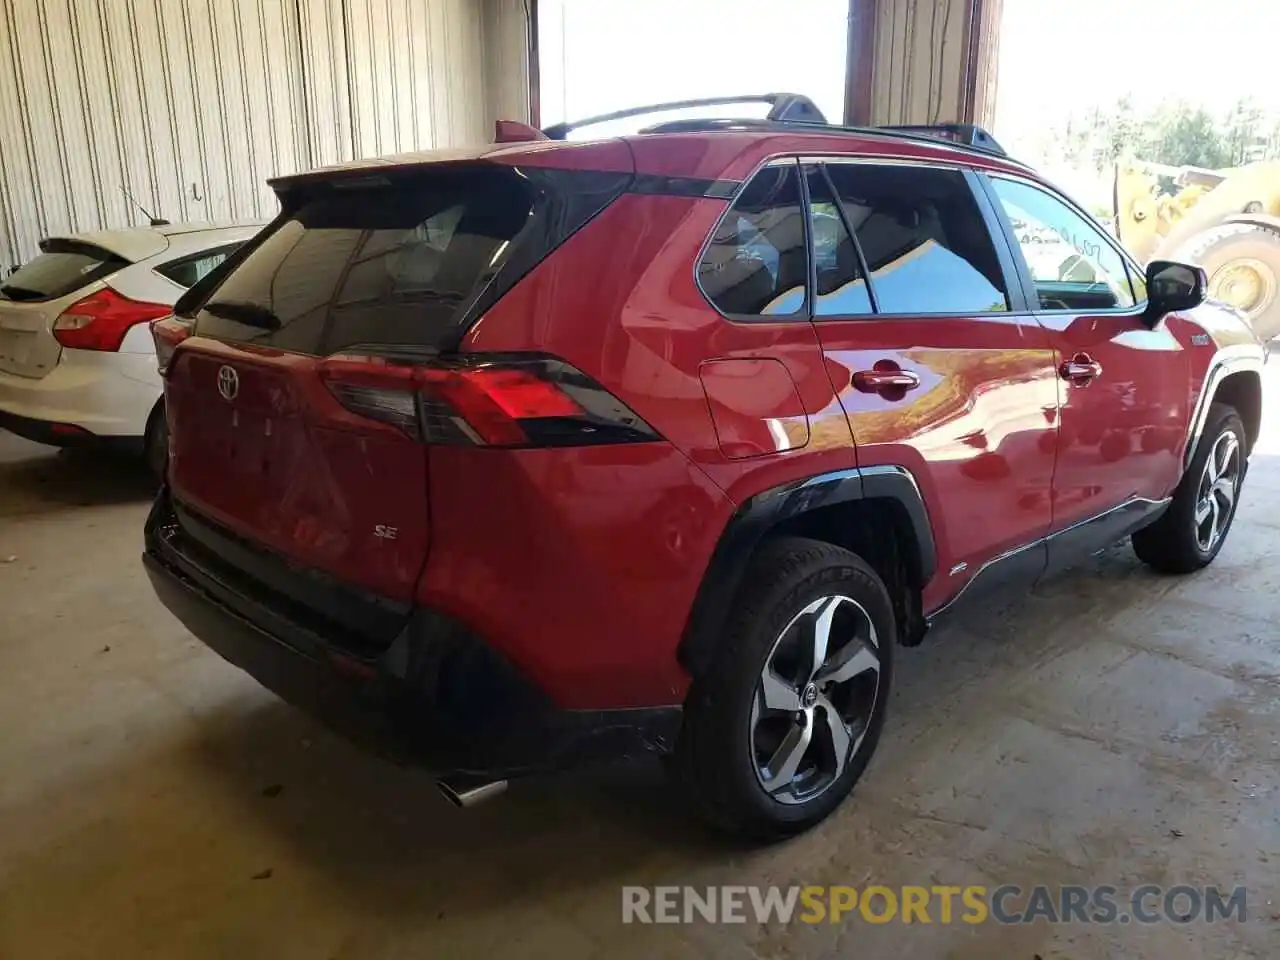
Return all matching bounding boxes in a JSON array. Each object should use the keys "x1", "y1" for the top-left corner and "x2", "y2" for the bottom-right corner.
[
  {"x1": 0, "y1": 349, "x2": 159, "y2": 440},
  {"x1": 0, "y1": 408, "x2": 143, "y2": 452},
  {"x1": 143, "y1": 492, "x2": 681, "y2": 778}
]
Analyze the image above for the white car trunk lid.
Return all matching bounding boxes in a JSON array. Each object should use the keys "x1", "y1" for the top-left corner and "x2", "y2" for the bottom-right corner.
[
  {"x1": 0, "y1": 296, "x2": 71, "y2": 378},
  {"x1": 0, "y1": 238, "x2": 136, "y2": 378}
]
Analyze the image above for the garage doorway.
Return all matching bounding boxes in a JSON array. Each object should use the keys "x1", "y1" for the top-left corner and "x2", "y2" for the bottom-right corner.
[
  {"x1": 992, "y1": 0, "x2": 1280, "y2": 334},
  {"x1": 537, "y1": 0, "x2": 850, "y2": 130}
]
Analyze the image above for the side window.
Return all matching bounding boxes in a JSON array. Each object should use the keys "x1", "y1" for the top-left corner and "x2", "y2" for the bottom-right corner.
[
  {"x1": 825, "y1": 163, "x2": 1009, "y2": 315},
  {"x1": 989, "y1": 177, "x2": 1136, "y2": 311},
  {"x1": 698, "y1": 162, "x2": 807, "y2": 318},
  {"x1": 156, "y1": 244, "x2": 242, "y2": 289},
  {"x1": 805, "y1": 166, "x2": 873, "y2": 317}
]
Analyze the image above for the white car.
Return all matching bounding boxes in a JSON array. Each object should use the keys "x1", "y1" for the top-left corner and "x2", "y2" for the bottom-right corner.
[{"x1": 0, "y1": 222, "x2": 261, "y2": 473}]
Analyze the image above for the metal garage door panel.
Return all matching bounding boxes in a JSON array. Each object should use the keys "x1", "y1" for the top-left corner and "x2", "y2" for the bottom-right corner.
[
  {"x1": 0, "y1": 0, "x2": 522, "y2": 270},
  {"x1": 0, "y1": 0, "x2": 305, "y2": 268},
  {"x1": 483, "y1": 0, "x2": 531, "y2": 126},
  {"x1": 0, "y1": 0, "x2": 89, "y2": 271},
  {"x1": 0, "y1": 1, "x2": 42, "y2": 272},
  {"x1": 345, "y1": 0, "x2": 489, "y2": 160},
  {"x1": 167, "y1": 0, "x2": 305, "y2": 223},
  {"x1": 296, "y1": 0, "x2": 354, "y2": 168}
]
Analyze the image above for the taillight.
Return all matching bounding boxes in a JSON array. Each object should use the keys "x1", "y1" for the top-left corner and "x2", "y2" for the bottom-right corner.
[
  {"x1": 326, "y1": 382, "x2": 422, "y2": 438},
  {"x1": 53, "y1": 289, "x2": 172, "y2": 352},
  {"x1": 318, "y1": 353, "x2": 659, "y2": 448},
  {"x1": 151, "y1": 316, "x2": 194, "y2": 375},
  {"x1": 419, "y1": 365, "x2": 585, "y2": 445}
]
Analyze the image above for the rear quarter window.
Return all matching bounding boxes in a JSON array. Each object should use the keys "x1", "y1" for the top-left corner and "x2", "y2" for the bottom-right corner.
[
  {"x1": 697, "y1": 162, "x2": 808, "y2": 318},
  {"x1": 0, "y1": 241, "x2": 128, "y2": 302}
]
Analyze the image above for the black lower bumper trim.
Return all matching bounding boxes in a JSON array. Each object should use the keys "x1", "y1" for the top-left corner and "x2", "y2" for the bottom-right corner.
[
  {"x1": 0, "y1": 409, "x2": 142, "y2": 452},
  {"x1": 143, "y1": 495, "x2": 681, "y2": 778}
]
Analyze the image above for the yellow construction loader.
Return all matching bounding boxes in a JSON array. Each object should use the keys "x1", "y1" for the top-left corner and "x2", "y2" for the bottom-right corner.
[{"x1": 1115, "y1": 159, "x2": 1280, "y2": 339}]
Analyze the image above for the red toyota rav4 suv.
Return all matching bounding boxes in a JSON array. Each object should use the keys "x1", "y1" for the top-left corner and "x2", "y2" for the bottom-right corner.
[{"x1": 145, "y1": 94, "x2": 1265, "y2": 839}]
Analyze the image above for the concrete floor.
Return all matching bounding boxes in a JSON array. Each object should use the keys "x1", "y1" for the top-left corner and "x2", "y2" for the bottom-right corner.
[{"x1": 1, "y1": 379, "x2": 1278, "y2": 960}]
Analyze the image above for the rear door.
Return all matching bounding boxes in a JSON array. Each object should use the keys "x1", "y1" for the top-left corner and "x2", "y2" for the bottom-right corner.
[
  {"x1": 165, "y1": 163, "x2": 627, "y2": 604},
  {"x1": 0, "y1": 241, "x2": 129, "y2": 377},
  {"x1": 802, "y1": 160, "x2": 1061, "y2": 614}
]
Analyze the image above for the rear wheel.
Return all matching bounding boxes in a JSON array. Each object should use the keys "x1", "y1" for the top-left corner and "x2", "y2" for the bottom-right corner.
[
  {"x1": 143, "y1": 401, "x2": 168, "y2": 482},
  {"x1": 673, "y1": 537, "x2": 894, "y2": 840},
  {"x1": 1177, "y1": 223, "x2": 1280, "y2": 340},
  {"x1": 1132, "y1": 403, "x2": 1245, "y2": 573}
]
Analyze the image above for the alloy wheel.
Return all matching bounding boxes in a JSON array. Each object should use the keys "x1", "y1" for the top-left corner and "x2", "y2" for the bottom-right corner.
[
  {"x1": 1194, "y1": 429, "x2": 1241, "y2": 553},
  {"x1": 749, "y1": 595, "x2": 882, "y2": 805}
]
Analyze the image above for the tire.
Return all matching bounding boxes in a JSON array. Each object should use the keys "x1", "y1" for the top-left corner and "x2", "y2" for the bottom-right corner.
[
  {"x1": 143, "y1": 401, "x2": 168, "y2": 482},
  {"x1": 672, "y1": 537, "x2": 895, "y2": 841},
  {"x1": 1132, "y1": 403, "x2": 1246, "y2": 573},
  {"x1": 1175, "y1": 223, "x2": 1280, "y2": 341}
]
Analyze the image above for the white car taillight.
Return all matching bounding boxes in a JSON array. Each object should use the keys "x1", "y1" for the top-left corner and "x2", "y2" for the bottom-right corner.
[{"x1": 53, "y1": 289, "x2": 172, "y2": 351}]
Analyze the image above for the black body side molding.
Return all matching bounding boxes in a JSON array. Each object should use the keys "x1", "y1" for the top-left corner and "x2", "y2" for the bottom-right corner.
[
  {"x1": 678, "y1": 465, "x2": 936, "y2": 678},
  {"x1": 629, "y1": 174, "x2": 741, "y2": 199}
]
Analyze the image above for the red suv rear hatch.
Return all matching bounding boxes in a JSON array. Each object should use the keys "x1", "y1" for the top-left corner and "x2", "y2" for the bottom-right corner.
[{"x1": 163, "y1": 159, "x2": 632, "y2": 644}]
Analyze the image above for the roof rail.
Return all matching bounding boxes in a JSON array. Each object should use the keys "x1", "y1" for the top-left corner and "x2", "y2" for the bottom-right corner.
[
  {"x1": 541, "y1": 93, "x2": 827, "y2": 140},
  {"x1": 539, "y1": 92, "x2": 1014, "y2": 163},
  {"x1": 878, "y1": 123, "x2": 1008, "y2": 156},
  {"x1": 638, "y1": 117, "x2": 1015, "y2": 163}
]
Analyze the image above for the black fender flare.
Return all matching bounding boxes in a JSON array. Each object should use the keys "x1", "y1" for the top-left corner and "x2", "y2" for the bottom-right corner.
[
  {"x1": 1184, "y1": 347, "x2": 1267, "y2": 469},
  {"x1": 677, "y1": 465, "x2": 936, "y2": 678}
]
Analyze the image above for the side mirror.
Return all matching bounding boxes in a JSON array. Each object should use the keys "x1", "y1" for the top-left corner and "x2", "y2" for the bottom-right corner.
[{"x1": 1145, "y1": 259, "x2": 1206, "y2": 322}]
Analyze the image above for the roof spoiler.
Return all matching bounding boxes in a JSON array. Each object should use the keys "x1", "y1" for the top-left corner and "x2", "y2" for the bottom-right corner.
[{"x1": 494, "y1": 120, "x2": 549, "y2": 144}]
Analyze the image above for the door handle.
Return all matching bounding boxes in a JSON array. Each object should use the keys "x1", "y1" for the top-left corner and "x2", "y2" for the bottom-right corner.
[
  {"x1": 1059, "y1": 353, "x2": 1102, "y2": 385},
  {"x1": 852, "y1": 363, "x2": 921, "y2": 395}
]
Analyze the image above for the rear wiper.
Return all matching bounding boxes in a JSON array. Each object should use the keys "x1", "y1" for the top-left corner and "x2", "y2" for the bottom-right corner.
[
  {"x1": 0, "y1": 284, "x2": 45, "y2": 301},
  {"x1": 202, "y1": 300, "x2": 281, "y2": 329}
]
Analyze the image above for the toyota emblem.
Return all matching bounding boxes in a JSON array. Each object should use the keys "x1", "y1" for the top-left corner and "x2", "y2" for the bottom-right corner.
[{"x1": 216, "y1": 365, "x2": 239, "y2": 401}]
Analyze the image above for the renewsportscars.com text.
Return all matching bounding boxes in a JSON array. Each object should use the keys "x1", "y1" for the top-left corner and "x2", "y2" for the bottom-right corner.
[{"x1": 621, "y1": 884, "x2": 1247, "y2": 926}]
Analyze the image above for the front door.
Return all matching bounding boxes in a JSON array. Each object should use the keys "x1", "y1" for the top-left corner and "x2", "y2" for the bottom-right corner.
[
  {"x1": 803, "y1": 160, "x2": 1061, "y2": 614},
  {"x1": 982, "y1": 175, "x2": 1190, "y2": 568}
]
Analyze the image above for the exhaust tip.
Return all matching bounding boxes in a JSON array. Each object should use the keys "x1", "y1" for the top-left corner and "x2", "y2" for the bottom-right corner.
[{"x1": 437, "y1": 774, "x2": 508, "y2": 809}]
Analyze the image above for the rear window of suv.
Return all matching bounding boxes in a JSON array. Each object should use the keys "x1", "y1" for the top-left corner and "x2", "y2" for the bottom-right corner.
[
  {"x1": 0, "y1": 241, "x2": 128, "y2": 302},
  {"x1": 194, "y1": 165, "x2": 628, "y2": 355}
]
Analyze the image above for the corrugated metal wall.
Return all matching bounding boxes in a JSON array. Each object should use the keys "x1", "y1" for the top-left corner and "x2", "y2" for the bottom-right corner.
[
  {"x1": 0, "y1": 0, "x2": 527, "y2": 272},
  {"x1": 297, "y1": 0, "x2": 355, "y2": 168},
  {"x1": 868, "y1": 0, "x2": 971, "y2": 126},
  {"x1": 343, "y1": 0, "x2": 492, "y2": 160},
  {"x1": 482, "y1": 0, "x2": 531, "y2": 127},
  {"x1": 970, "y1": 0, "x2": 1001, "y2": 128}
]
